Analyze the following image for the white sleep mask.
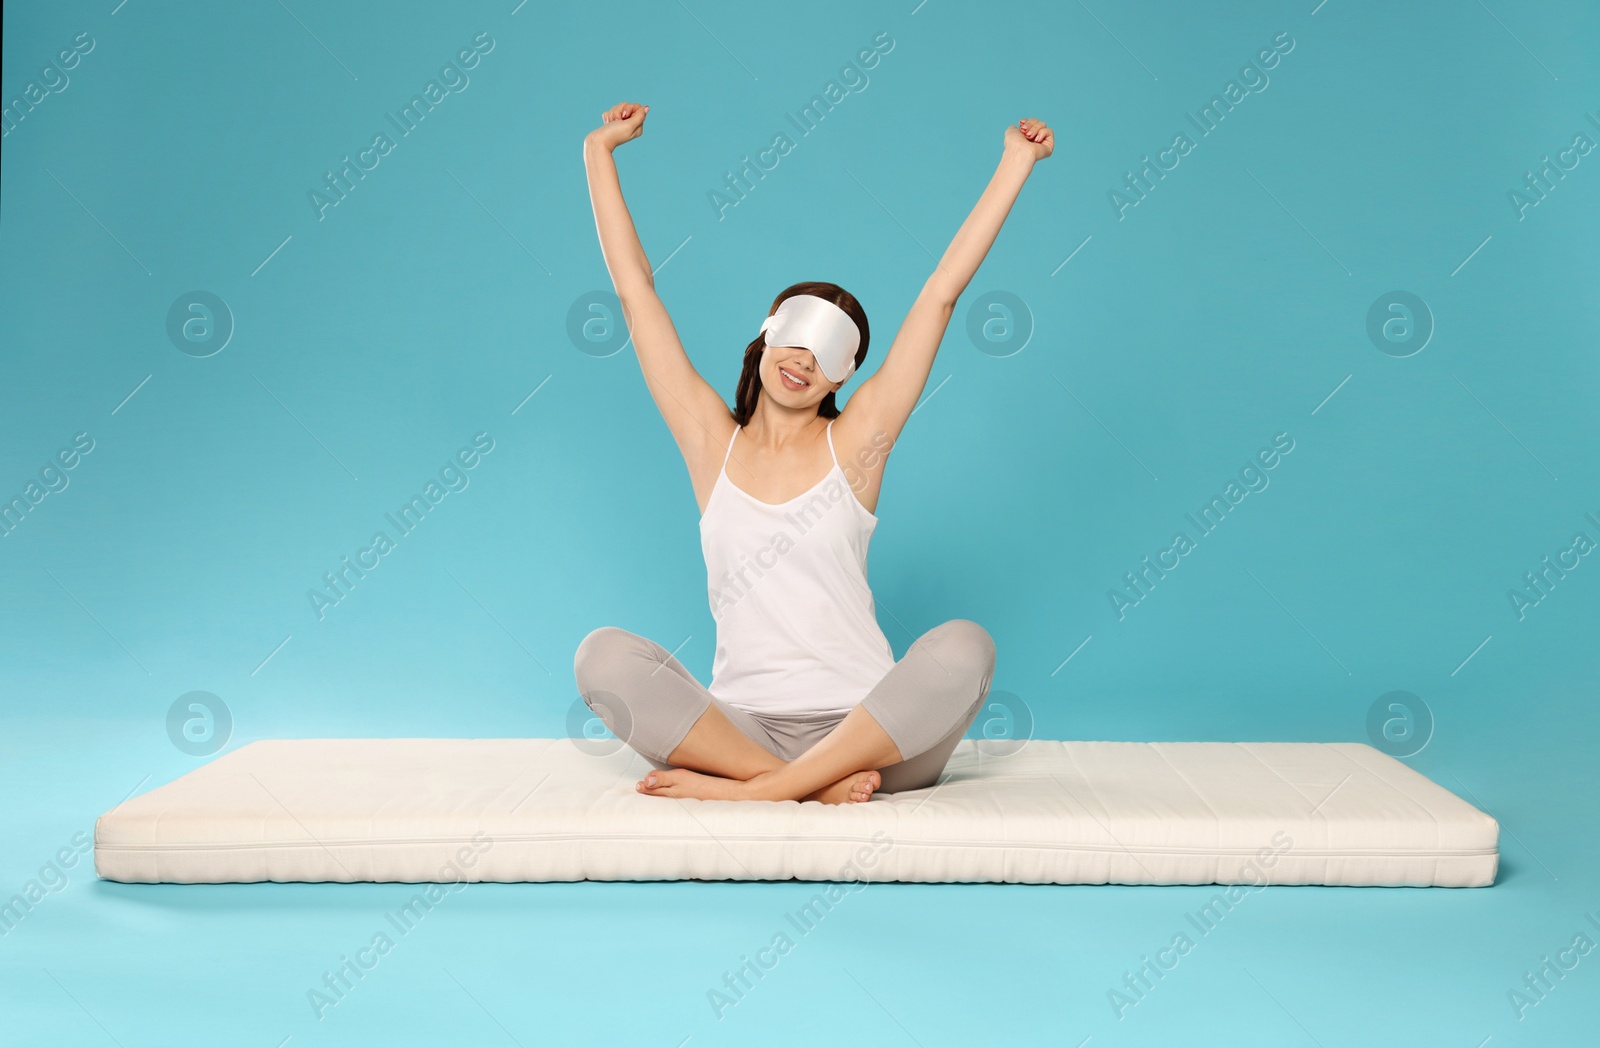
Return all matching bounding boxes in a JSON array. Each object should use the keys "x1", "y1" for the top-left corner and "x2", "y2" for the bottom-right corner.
[{"x1": 757, "y1": 294, "x2": 861, "y2": 384}]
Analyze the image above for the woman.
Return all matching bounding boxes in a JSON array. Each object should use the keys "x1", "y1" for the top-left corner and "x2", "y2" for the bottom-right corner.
[{"x1": 576, "y1": 101, "x2": 1053, "y2": 804}]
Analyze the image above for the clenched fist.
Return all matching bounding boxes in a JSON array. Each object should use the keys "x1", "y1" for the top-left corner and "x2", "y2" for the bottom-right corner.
[{"x1": 587, "y1": 101, "x2": 650, "y2": 152}]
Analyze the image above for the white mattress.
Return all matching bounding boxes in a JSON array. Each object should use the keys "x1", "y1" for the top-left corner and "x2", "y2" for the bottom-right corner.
[{"x1": 94, "y1": 738, "x2": 1499, "y2": 887}]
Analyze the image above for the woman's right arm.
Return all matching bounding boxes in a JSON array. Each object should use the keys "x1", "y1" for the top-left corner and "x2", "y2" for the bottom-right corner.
[{"x1": 584, "y1": 102, "x2": 730, "y2": 464}]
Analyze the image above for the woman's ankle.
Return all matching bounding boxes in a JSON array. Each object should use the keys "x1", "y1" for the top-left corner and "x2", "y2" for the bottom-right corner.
[{"x1": 738, "y1": 768, "x2": 795, "y2": 802}]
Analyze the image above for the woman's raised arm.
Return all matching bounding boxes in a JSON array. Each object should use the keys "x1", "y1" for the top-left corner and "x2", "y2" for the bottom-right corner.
[
  {"x1": 842, "y1": 117, "x2": 1054, "y2": 444},
  {"x1": 584, "y1": 102, "x2": 731, "y2": 462}
]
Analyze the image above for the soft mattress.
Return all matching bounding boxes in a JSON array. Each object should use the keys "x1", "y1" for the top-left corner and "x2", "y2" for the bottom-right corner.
[{"x1": 94, "y1": 738, "x2": 1499, "y2": 887}]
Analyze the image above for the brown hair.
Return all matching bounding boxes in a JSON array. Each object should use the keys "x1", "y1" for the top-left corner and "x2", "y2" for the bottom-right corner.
[{"x1": 732, "y1": 281, "x2": 869, "y2": 426}]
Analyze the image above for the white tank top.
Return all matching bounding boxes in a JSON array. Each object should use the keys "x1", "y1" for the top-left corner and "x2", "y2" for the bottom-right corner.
[{"x1": 698, "y1": 419, "x2": 896, "y2": 717}]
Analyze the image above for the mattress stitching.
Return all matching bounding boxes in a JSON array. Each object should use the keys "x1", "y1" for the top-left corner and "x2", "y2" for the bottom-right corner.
[
  {"x1": 1343, "y1": 746, "x2": 1452, "y2": 884},
  {"x1": 1234, "y1": 743, "x2": 1325, "y2": 817},
  {"x1": 1148, "y1": 743, "x2": 1223, "y2": 853},
  {"x1": 1052, "y1": 746, "x2": 1110, "y2": 842},
  {"x1": 95, "y1": 836, "x2": 1500, "y2": 856},
  {"x1": 1047, "y1": 750, "x2": 1153, "y2": 876},
  {"x1": 1327, "y1": 745, "x2": 1450, "y2": 848}
]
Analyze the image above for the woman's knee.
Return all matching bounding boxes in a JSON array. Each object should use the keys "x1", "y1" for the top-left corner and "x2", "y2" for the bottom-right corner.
[
  {"x1": 925, "y1": 619, "x2": 996, "y2": 681},
  {"x1": 573, "y1": 627, "x2": 646, "y2": 742},
  {"x1": 573, "y1": 625, "x2": 641, "y2": 689}
]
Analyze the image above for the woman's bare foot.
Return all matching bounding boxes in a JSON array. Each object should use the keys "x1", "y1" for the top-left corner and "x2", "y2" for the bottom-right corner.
[
  {"x1": 635, "y1": 766, "x2": 881, "y2": 804},
  {"x1": 635, "y1": 767, "x2": 747, "y2": 800},
  {"x1": 804, "y1": 769, "x2": 881, "y2": 805}
]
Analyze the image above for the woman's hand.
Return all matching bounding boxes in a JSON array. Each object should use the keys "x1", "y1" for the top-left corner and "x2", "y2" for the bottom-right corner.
[
  {"x1": 1004, "y1": 117, "x2": 1054, "y2": 162},
  {"x1": 586, "y1": 101, "x2": 650, "y2": 153}
]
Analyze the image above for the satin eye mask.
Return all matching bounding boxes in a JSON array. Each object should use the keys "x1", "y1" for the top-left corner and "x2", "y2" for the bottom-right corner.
[{"x1": 758, "y1": 294, "x2": 861, "y2": 384}]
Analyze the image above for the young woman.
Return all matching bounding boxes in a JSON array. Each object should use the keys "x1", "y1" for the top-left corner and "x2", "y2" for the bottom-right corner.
[{"x1": 576, "y1": 100, "x2": 1053, "y2": 804}]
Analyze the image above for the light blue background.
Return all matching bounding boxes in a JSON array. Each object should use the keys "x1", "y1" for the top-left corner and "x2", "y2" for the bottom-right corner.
[{"x1": 2, "y1": 0, "x2": 1597, "y2": 1044}]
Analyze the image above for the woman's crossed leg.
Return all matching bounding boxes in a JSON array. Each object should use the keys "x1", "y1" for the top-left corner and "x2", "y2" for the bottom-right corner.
[{"x1": 572, "y1": 620, "x2": 996, "y2": 804}]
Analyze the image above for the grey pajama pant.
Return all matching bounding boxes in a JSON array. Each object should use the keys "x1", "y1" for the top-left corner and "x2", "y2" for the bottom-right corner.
[{"x1": 572, "y1": 619, "x2": 997, "y2": 795}]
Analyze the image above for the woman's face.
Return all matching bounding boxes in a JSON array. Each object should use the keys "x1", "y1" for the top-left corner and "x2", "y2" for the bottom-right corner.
[{"x1": 760, "y1": 344, "x2": 841, "y2": 405}]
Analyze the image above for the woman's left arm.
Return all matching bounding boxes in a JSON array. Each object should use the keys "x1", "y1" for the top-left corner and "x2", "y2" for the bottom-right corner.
[{"x1": 844, "y1": 117, "x2": 1054, "y2": 443}]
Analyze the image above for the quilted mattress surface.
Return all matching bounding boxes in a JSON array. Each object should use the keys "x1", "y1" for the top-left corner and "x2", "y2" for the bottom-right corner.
[{"x1": 94, "y1": 738, "x2": 1500, "y2": 887}]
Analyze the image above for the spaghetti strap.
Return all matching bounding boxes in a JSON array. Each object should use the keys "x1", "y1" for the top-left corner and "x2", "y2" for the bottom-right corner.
[
  {"x1": 720, "y1": 425, "x2": 739, "y2": 471},
  {"x1": 825, "y1": 419, "x2": 842, "y2": 471}
]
